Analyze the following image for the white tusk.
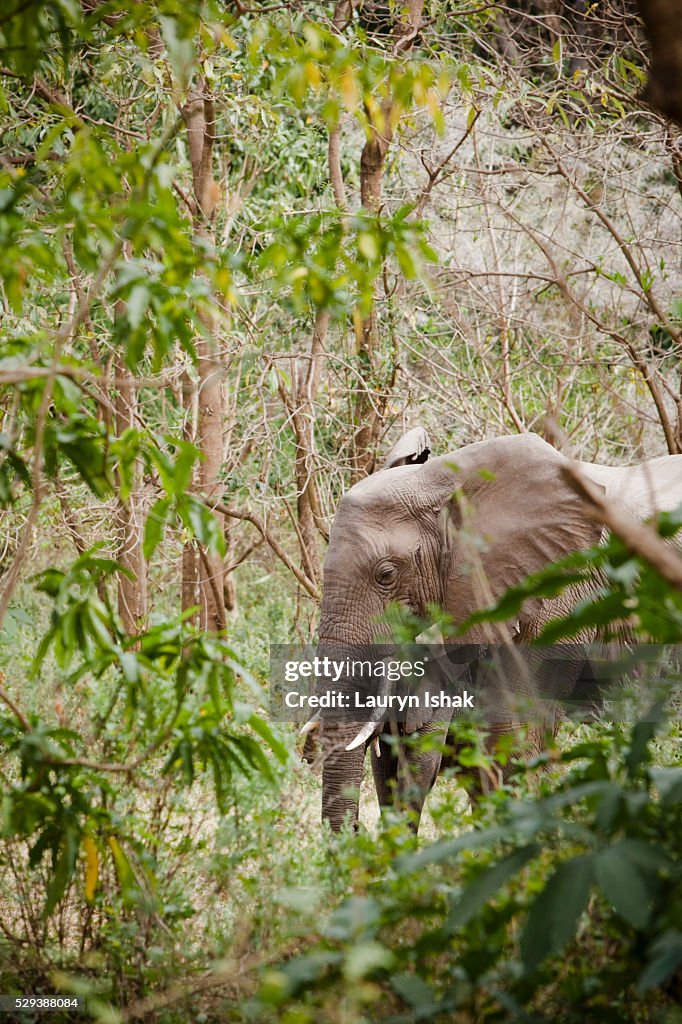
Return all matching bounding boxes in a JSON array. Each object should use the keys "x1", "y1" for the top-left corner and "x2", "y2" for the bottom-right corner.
[
  {"x1": 373, "y1": 736, "x2": 381, "y2": 758},
  {"x1": 345, "y1": 720, "x2": 381, "y2": 752},
  {"x1": 299, "y1": 712, "x2": 320, "y2": 736}
]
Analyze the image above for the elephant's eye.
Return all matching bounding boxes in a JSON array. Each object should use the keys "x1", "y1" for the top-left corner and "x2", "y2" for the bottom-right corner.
[{"x1": 374, "y1": 562, "x2": 398, "y2": 587}]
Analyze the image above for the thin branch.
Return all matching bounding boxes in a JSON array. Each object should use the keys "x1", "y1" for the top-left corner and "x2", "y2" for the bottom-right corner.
[
  {"x1": 211, "y1": 500, "x2": 320, "y2": 601},
  {"x1": 198, "y1": 545, "x2": 228, "y2": 629},
  {"x1": 224, "y1": 536, "x2": 265, "y2": 574},
  {"x1": 0, "y1": 365, "x2": 86, "y2": 386},
  {"x1": 0, "y1": 678, "x2": 31, "y2": 732},
  {"x1": 548, "y1": 143, "x2": 682, "y2": 351},
  {"x1": 414, "y1": 109, "x2": 481, "y2": 218},
  {"x1": 501, "y1": 203, "x2": 678, "y2": 455}
]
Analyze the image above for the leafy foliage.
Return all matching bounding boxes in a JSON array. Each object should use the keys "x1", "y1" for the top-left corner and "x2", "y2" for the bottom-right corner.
[
  {"x1": 1, "y1": 0, "x2": 681, "y2": 1021},
  {"x1": 2, "y1": 550, "x2": 285, "y2": 921},
  {"x1": 253, "y1": 717, "x2": 682, "y2": 1022}
]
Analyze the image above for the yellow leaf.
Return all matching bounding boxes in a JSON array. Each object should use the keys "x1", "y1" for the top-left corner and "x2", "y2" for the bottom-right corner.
[
  {"x1": 83, "y1": 836, "x2": 99, "y2": 902},
  {"x1": 358, "y1": 232, "x2": 379, "y2": 260},
  {"x1": 413, "y1": 78, "x2": 426, "y2": 105},
  {"x1": 305, "y1": 61, "x2": 321, "y2": 89},
  {"x1": 366, "y1": 95, "x2": 384, "y2": 133},
  {"x1": 352, "y1": 307, "x2": 364, "y2": 351},
  {"x1": 219, "y1": 30, "x2": 237, "y2": 51},
  {"x1": 339, "y1": 71, "x2": 359, "y2": 111},
  {"x1": 107, "y1": 835, "x2": 135, "y2": 893},
  {"x1": 437, "y1": 70, "x2": 451, "y2": 98}
]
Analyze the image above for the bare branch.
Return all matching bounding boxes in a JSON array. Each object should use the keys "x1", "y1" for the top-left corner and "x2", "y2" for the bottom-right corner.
[{"x1": 212, "y1": 500, "x2": 320, "y2": 601}]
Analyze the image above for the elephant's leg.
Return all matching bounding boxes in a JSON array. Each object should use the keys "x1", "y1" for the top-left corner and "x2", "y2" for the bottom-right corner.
[
  {"x1": 370, "y1": 732, "x2": 400, "y2": 810},
  {"x1": 371, "y1": 723, "x2": 446, "y2": 831}
]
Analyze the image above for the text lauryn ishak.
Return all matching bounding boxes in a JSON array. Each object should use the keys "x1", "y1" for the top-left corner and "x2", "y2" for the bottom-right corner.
[{"x1": 283, "y1": 690, "x2": 475, "y2": 711}]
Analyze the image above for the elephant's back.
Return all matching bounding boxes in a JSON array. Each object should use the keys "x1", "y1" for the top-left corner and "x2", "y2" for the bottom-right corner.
[{"x1": 580, "y1": 456, "x2": 682, "y2": 519}]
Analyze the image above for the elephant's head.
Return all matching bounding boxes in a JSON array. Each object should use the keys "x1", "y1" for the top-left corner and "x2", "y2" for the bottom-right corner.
[{"x1": 314, "y1": 430, "x2": 604, "y2": 829}]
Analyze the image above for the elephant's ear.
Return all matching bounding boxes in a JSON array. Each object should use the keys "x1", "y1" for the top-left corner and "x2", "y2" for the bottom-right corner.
[
  {"x1": 383, "y1": 426, "x2": 431, "y2": 469},
  {"x1": 417, "y1": 434, "x2": 605, "y2": 632}
]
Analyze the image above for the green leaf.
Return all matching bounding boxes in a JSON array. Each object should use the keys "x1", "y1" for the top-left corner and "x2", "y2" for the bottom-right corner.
[
  {"x1": 143, "y1": 497, "x2": 172, "y2": 559},
  {"x1": 158, "y1": 14, "x2": 196, "y2": 87},
  {"x1": 343, "y1": 941, "x2": 394, "y2": 981},
  {"x1": 638, "y1": 930, "x2": 682, "y2": 992},
  {"x1": 358, "y1": 231, "x2": 379, "y2": 261},
  {"x1": 181, "y1": 497, "x2": 226, "y2": 556},
  {"x1": 126, "y1": 284, "x2": 149, "y2": 330},
  {"x1": 448, "y1": 844, "x2": 540, "y2": 931},
  {"x1": 281, "y1": 951, "x2": 342, "y2": 993},
  {"x1": 522, "y1": 855, "x2": 594, "y2": 969},
  {"x1": 391, "y1": 973, "x2": 438, "y2": 1014},
  {"x1": 595, "y1": 844, "x2": 654, "y2": 929},
  {"x1": 107, "y1": 836, "x2": 136, "y2": 901},
  {"x1": 44, "y1": 827, "x2": 79, "y2": 917},
  {"x1": 247, "y1": 713, "x2": 289, "y2": 765},
  {"x1": 119, "y1": 651, "x2": 140, "y2": 684},
  {"x1": 398, "y1": 824, "x2": 512, "y2": 872},
  {"x1": 625, "y1": 714, "x2": 660, "y2": 776},
  {"x1": 170, "y1": 441, "x2": 199, "y2": 496}
]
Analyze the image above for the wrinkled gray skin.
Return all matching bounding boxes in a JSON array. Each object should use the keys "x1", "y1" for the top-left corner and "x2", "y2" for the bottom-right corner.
[{"x1": 314, "y1": 431, "x2": 682, "y2": 831}]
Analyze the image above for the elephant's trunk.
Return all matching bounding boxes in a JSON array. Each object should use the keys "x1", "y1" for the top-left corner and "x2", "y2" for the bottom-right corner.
[
  {"x1": 321, "y1": 723, "x2": 367, "y2": 830},
  {"x1": 314, "y1": 639, "x2": 393, "y2": 831}
]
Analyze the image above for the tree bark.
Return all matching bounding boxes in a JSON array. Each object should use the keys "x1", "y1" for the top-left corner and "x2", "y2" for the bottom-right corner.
[
  {"x1": 114, "y1": 353, "x2": 147, "y2": 632},
  {"x1": 292, "y1": 310, "x2": 329, "y2": 586},
  {"x1": 196, "y1": 337, "x2": 226, "y2": 632},
  {"x1": 181, "y1": 371, "x2": 200, "y2": 623},
  {"x1": 181, "y1": 78, "x2": 226, "y2": 632},
  {"x1": 113, "y1": 235, "x2": 147, "y2": 633},
  {"x1": 350, "y1": 0, "x2": 425, "y2": 483}
]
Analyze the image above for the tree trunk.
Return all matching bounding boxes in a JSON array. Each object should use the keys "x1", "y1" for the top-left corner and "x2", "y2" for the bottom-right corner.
[
  {"x1": 113, "y1": 263, "x2": 147, "y2": 632},
  {"x1": 350, "y1": 0, "x2": 425, "y2": 483},
  {"x1": 181, "y1": 78, "x2": 227, "y2": 633},
  {"x1": 196, "y1": 337, "x2": 226, "y2": 632},
  {"x1": 292, "y1": 310, "x2": 329, "y2": 586},
  {"x1": 181, "y1": 371, "x2": 200, "y2": 623}
]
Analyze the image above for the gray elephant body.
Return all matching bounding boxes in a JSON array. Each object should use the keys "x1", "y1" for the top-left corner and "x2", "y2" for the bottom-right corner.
[{"x1": 314, "y1": 433, "x2": 682, "y2": 830}]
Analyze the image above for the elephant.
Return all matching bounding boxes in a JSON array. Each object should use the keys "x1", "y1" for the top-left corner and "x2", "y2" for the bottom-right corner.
[{"x1": 305, "y1": 429, "x2": 682, "y2": 832}]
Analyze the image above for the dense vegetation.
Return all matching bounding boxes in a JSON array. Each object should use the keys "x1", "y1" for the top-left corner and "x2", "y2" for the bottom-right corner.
[{"x1": 0, "y1": 1, "x2": 681, "y2": 1021}]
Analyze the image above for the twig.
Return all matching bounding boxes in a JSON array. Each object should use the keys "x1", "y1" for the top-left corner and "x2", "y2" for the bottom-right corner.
[
  {"x1": 211, "y1": 500, "x2": 321, "y2": 601},
  {"x1": 414, "y1": 109, "x2": 481, "y2": 218},
  {"x1": 198, "y1": 545, "x2": 228, "y2": 629},
  {"x1": 0, "y1": 677, "x2": 31, "y2": 731},
  {"x1": 224, "y1": 536, "x2": 265, "y2": 573}
]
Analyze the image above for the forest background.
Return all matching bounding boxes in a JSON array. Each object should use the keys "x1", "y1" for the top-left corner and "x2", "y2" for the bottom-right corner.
[{"x1": 1, "y1": 1, "x2": 682, "y2": 1021}]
